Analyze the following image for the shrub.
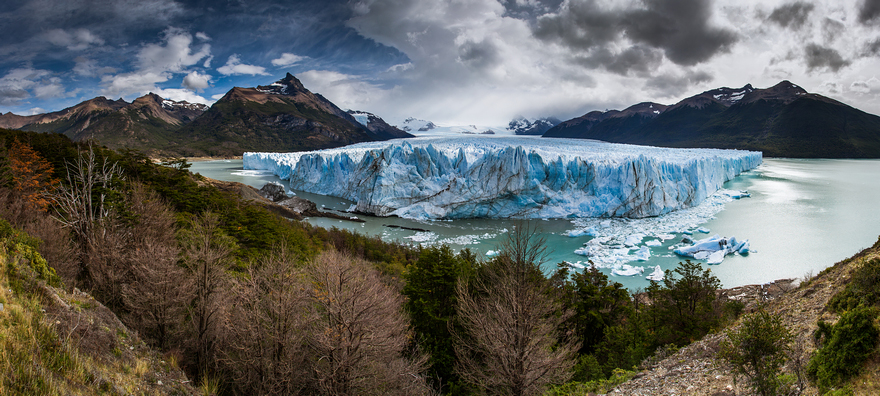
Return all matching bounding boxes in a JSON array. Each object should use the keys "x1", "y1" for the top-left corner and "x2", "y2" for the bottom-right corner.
[
  {"x1": 717, "y1": 308, "x2": 793, "y2": 396},
  {"x1": 806, "y1": 306, "x2": 880, "y2": 392},
  {"x1": 827, "y1": 258, "x2": 880, "y2": 312}
]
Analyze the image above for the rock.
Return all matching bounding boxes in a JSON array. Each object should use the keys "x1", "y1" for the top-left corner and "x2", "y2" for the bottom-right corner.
[{"x1": 259, "y1": 182, "x2": 288, "y2": 202}]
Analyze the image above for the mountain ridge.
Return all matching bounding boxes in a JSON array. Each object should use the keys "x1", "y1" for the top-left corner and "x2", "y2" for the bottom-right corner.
[
  {"x1": 545, "y1": 80, "x2": 880, "y2": 158},
  {"x1": 1, "y1": 72, "x2": 410, "y2": 156}
]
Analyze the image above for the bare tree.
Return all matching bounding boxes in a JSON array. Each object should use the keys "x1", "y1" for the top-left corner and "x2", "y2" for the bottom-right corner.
[
  {"x1": 454, "y1": 223, "x2": 576, "y2": 396},
  {"x1": 121, "y1": 184, "x2": 188, "y2": 349},
  {"x1": 306, "y1": 249, "x2": 430, "y2": 396},
  {"x1": 179, "y1": 211, "x2": 235, "y2": 378},
  {"x1": 48, "y1": 145, "x2": 125, "y2": 283},
  {"x1": 221, "y1": 244, "x2": 312, "y2": 395}
]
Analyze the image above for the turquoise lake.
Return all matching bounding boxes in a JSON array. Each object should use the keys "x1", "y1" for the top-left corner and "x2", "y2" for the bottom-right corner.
[{"x1": 189, "y1": 158, "x2": 880, "y2": 290}]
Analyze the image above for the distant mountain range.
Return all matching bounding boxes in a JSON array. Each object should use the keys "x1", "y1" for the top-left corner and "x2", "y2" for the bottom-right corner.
[
  {"x1": 507, "y1": 116, "x2": 561, "y2": 135},
  {"x1": 0, "y1": 73, "x2": 411, "y2": 157},
  {"x1": 544, "y1": 81, "x2": 880, "y2": 158}
]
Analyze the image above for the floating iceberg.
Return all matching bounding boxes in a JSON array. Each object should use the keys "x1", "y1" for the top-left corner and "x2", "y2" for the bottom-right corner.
[
  {"x1": 243, "y1": 136, "x2": 761, "y2": 220},
  {"x1": 674, "y1": 234, "x2": 750, "y2": 265},
  {"x1": 646, "y1": 265, "x2": 664, "y2": 281},
  {"x1": 612, "y1": 264, "x2": 645, "y2": 276}
]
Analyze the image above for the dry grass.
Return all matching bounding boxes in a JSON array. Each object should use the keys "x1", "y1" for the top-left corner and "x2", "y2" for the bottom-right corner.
[{"x1": 0, "y1": 233, "x2": 197, "y2": 396}]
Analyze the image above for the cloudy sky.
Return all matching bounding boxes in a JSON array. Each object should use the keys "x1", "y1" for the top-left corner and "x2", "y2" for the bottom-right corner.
[{"x1": 2, "y1": 0, "x2": 880, "y2": 125}]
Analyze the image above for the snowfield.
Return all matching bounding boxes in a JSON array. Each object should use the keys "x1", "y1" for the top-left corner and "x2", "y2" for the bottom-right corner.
[{"x1": 243, "y1": 136, "x2": 762, "y2": 220}]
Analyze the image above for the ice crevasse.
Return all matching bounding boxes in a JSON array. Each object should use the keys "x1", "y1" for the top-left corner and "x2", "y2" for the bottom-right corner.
[{"x1": 243, "y1": 136, "x2": 762, "y2": 220}]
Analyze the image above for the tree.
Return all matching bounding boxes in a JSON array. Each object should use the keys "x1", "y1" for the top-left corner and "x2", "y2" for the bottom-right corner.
[
  {"x1": 646, "y1": 260, "x2": 722, "y2": 346},
  {"x1": 222, "y1": 244, "x2": 312, "y2": 395},
  {"x1": 718, "y1": 308, "x2": 794, "y2": 396},
  {"x1": 48, "y1": 145, "x2": 126, "y2": 284},
  {"x1": 454, "y1": 223, "x2": 577, "y2": 396},
  {"x1": 179, "y1": 211, "x2": 236, "y2": 379},
  {"x1": 121, "y1": 184, "x2": 188, "y2": 349},
  {"x1": 403, "y1": 245, "x2": 476, "y2": 393},
  {"x1": 7, "y1": 138, "x2": 58, "y2": 211},
  {"x1": 306, "y1": 249, "x2": 430, "y2": 395}
]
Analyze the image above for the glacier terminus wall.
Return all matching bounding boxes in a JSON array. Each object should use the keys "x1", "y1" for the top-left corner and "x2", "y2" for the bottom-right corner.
[{"x1": 243, "y1": 136, "x2": 762, "y2": 220}]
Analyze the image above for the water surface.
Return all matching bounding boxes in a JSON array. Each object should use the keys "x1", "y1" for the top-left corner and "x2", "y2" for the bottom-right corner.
[{"x1": 189, "y1": 158, "x2": 880, "y2": 290}]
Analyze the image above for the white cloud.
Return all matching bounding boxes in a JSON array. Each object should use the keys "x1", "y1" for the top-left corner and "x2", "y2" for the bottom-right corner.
[
  {"x1": 211, "y1": 93, "x2": 226, "y2": 100},
  {"x1": 182, "y1": 71, "x2": 211, "y2": 91},
  {"x1": 0, "y1": 69, "x2": 75, "y2": 107},
  {"x1": 44, "y1": 28, "x2": 104, "y2": 51},
  {"x1": 153, "y1": 88, "x2": 213, "y2": 105},
  {"x1": 27, "y1": 107, "x2": 46, "y2": 116},
  {"x1": 73, "y1": 57, "x2": 116, "y2": 77},
  {"x1": 298, "y1": 69, "x2": 391, "y2": 109},
  {"x1": 137, "y1": 28, "x2": 211, "y2": 73},
  {"x1": 101, "y1": 71, "x2": 170, "y2": 98},
  {"x1": 195, "y1": 32, "x2": 211, "y2": 41},
  {"x1": 271, "y1": 53, "x2": 307, "y2": 67},
  {"x1": 217, "y1": 54, "x2": 269, "y2": 75}
]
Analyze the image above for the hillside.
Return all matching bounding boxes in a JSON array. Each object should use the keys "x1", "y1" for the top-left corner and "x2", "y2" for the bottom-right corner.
[
  {"x1": 545, "y1": 81, "x2": 880, "y2": 158},
  {"x1": 0, "y1": 222, "x2": 197, "y2": 395},
  {"x1": 171, "y1": 73, "x2": 412, "y2": 156},
  {"x1": 610, "y1": 237, "x2": 880, "y2": 395}
]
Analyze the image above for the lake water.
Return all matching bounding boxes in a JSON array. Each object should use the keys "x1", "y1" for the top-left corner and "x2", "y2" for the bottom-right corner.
[{"x1": 189, "y1": 158, "x2": 880, "y2": 290}]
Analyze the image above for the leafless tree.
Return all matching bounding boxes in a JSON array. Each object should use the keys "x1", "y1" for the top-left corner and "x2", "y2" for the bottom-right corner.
[
  {"x1": 454, "y1": 222, "x2": 577, "y2": 396},
  {"x1": 306, "y1": 249, "x2": 431, "y2": 396},
  {"x1": 121, "y1": 184, "x2": 188, "y2": 349},
  {"x1": 220, "y1": 244, "x2": 314, "y2": 395},
  {"x1": 179, "y1": 211, "x2": 235, "y2": 378},
  {"x1": 48, "y1": 145, "x2": 125, "y2": 283}
]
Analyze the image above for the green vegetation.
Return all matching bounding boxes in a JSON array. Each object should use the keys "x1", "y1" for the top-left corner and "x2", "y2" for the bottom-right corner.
[
  {"x1": 808, "y1": 306, "x2": 880, "y2": 393},
  {"x1": 718, "y1": 308, "x2": 795, "y2": 396}
]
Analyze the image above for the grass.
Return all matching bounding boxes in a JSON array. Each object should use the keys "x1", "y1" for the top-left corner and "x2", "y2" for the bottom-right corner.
[{"x1": 0, "y1": 226, "x2": 196, "y2": 395}]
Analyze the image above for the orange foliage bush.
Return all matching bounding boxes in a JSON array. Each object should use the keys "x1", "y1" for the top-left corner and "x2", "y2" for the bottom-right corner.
[{"x1": 8, "y1": 139, "x2": 58, "y2": 211}]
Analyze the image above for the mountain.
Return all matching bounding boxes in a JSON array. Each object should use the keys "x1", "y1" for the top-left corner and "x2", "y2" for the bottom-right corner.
[
  {"x1": 507, "y1": 116, "x2": 561, "y2": 135},
  {"x1": 173, "y1": 73, "x2": 411, "y2": 156},
  {"x1": 544, "y1": 81, "x2": 880, "y2": 158},
  {"x1": 348, "y1": 110, "x2": 411, "y2": 140},
  {"x1": 1, "y1": 94, "x2": 207, "y2": 153},
  {"x1": 397, "y1": 117, "x2": 437, "y2": 133}
]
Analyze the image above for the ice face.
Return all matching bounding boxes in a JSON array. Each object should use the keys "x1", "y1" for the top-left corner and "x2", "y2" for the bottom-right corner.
[{"x1": 243, "y1": 136, "x2": 762, "y2": 220}]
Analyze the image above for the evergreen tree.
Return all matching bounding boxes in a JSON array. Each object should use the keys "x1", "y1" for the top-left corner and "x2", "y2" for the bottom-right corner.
[{"x1": 403, "y1": 245, "x2": 476, "y2": 393}]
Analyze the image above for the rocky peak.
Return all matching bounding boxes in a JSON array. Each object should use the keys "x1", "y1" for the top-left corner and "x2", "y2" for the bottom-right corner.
[{"x1": 256, "y1": 72, "x2": 307, "y2": 95}]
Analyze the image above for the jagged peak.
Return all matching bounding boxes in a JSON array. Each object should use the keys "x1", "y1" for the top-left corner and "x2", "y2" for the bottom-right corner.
[{"x1": 255, "y1": 72, "x2": 307, "y2": 95}]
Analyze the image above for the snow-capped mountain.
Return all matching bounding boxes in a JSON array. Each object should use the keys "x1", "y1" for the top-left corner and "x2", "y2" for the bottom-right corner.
[
  {"x1": 347, "y1": 110, "x2": 411, "y2": 140},
  {"x1": 507, "y1": 116, "x2": 562, "y2": 135},
  {"x1": 545, "y1": 80, "x2": 880, "y2": 158}
]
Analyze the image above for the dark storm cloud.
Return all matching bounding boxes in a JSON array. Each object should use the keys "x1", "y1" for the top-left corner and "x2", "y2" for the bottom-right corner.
[
  {"x1": 859, "y1": 0, "x2": 880, "y2": 23},
  {"x1": 574, "y1": 46, "x2": 663, "y2": 75},
  {"x1": 535, "y1": 0, "x2": 737, "y2": 69},
  {"x1": 768, "y1": 2, "x2": 814, "y2": 29},
  {"x1": 821, "y1": 18, "x2": 845, "y2": 42},
  {"x1": 644, "y1": 70, "x2": 713, "y2": 97},
  {"x1": 864, "y1": 38, "x2": 880, "y2": 56},
  {"x1": 458, "y1": 40, "x2": 500, "y2": 69},
  {"x1": 805, "y1": 43, "x2": 850, "y2": 72}
]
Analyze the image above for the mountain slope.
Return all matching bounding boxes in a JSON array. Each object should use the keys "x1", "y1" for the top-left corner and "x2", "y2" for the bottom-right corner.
[
  {"x1": 173, "y1": 73, "x2": 412, "y2": 156},
  {"x1": 348, "y1": 110, "x2": 411, "y2": 140},
  {"x1": 4, "y1": 94, "x2": 207, "y2": 153},
  {"x1": 610, "y1": 237, "x2": 880, "y2": 395},
  {"x1": 545, "y1": 81, "x2": 880, "y2": 158}
]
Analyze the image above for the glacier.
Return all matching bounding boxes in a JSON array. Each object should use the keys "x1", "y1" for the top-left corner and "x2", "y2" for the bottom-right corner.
[{"x1": 243, "y1": 136, "x2": 762, "y2": 220}]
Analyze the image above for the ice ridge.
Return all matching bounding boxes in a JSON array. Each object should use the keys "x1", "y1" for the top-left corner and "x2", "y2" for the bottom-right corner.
[{"x1": 243, "y1": 136, "x2": 762, "y2": 220}]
